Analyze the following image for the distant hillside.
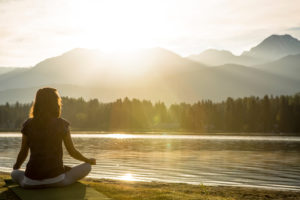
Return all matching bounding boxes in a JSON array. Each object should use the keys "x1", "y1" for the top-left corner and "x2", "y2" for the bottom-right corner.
[
  {"x1": 187, "y1": 49, "x2": 261, "y2": 66},
  {"x1": 162, "y1": 64, "x2": 299, "y2": 101},
  {"x1": 1, "y1": 64, "x2": 299, "y2": 104},
  {"x1": 255, "y1": 53, "x2": 300, "y2": 80},
  {"x1": 0, "y1": 67, "x2": 30, "y2": 82},
  {"x1": 0, "y1": 67, "x2": 22, "y2": 75}
]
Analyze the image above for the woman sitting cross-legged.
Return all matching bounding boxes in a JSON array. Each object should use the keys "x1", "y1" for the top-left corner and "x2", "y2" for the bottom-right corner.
[{"x1": 11, "y1": 87, "x2": 96, "y2": 188}]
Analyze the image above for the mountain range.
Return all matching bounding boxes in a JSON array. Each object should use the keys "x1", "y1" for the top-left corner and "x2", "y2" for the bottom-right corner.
[
  {"x1": 188, "y1": 34, "x2": 300, "y2": 66},
  {"x1": 0, "y1": 34, "x2": 299, "y2": 104}
]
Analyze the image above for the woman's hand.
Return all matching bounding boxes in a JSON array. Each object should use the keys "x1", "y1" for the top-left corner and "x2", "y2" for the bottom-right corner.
[
  {"x1": 87, "y1": 158, "x2": 96, "y2": 165},
  {"x1": 64, "y1": 133, "x2": 96, "y2": 165}
]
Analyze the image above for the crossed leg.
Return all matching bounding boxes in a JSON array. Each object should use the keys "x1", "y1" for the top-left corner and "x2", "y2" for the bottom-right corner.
[{"x1": 10, "y1": 163, "x2": 91, "y2": 188}]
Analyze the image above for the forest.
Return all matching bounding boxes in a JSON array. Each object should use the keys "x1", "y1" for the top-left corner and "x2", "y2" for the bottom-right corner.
[{"x1": 0, "y1": 94, "x2": 300, "y2": 133}]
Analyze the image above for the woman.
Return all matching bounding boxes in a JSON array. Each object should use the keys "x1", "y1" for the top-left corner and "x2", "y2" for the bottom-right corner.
[{"x1": 11, "y1": 87, "x2": 96, "y2": 188}]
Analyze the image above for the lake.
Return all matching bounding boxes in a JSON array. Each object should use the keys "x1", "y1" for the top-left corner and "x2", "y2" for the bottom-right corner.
[{"x1": 0, "y1": 133, "x2": 300, "y2": 191}]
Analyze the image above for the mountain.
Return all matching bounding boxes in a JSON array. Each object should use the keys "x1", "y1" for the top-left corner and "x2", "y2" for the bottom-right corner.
[
  {"x1": 0, "y1": 67, "x2": 22, "y2": 75},
  {"x1": 0, "y1": 48, "x2": 207, "y2": 104},
  {"x1": 0, "y1": 46, "x2": 299, "y2": 104},
  {"x1": 187, "y1": 49, "x2": 261, "y2": 66},
  {"x1": 255, "y1": 53, "x2": 300, "y2": 81},
  {"x1": 163, "y1": 64, "x2": 299, "y2": 102},
  {"x1": 188, "y1": 49, "x2": 235, "y2": 66},
  {"x1": 188, "y1": 34, "x2": 300, "y2": 66},
  {"x1": 0, "y1": 47, "x2": 204, "y2": 91},
  {"x1": 1, "y1": 63, "x2": 299, "y2": 104},
  {"x1": 0, "y1": 67, "x2": 13, "y2": 75},
  {"x1": 242, "y1": 34, "x2": 300, "y2": 60}
]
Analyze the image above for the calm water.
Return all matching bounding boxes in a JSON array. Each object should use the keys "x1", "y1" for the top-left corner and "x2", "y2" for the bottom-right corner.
[{"x1": 1, "y1": 133, "x2": 300, "y2": 191}]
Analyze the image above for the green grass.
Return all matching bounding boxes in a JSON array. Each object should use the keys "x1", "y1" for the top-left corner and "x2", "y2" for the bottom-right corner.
[
  {"x1": 82, "y1": 179, "x2": 233, "y2": 200},
  {"x1": 82, "y1": 178, "x2": 300, "y2": 200}
]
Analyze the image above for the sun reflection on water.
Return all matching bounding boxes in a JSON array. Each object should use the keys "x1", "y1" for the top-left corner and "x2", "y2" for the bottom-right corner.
[
  {"x1": 119, "y1": 173, "x2": 136, "y2": 181},
  {"x1": 106, "y1": 134, "x2": 135, "y2": 139}
]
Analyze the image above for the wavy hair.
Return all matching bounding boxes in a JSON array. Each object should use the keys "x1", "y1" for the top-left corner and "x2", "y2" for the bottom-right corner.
[{"x1": 29, "y1": 87, "x2": 62, "y2": 119}]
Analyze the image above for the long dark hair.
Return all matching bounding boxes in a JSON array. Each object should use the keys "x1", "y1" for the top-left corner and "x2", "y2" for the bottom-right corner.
[{"x1": 29, "y1": 87, "x2": 62, "y2": 119}]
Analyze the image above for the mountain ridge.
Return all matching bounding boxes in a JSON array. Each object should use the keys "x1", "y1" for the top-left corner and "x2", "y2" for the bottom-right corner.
[
  {"x1": 188, "y1": 34, "x2": 300, "y2": 66},
  {"x1": 0, "y1": 35, "x2": 300, "y2": 104},
  {"x1": 0, "y1": 47, "x2": 206, "y2": 92},
  {"x1": 242, "y1": 34, "x2": 300, "y2": 60}
]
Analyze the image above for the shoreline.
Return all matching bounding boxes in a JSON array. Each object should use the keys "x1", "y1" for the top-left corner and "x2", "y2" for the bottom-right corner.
[
  {"x1": 1, "y1": 172, "x2": 300, "y2": 200},
  {"x1": 84, "y1": 176, "x2": 300, "y2": 192},
  {"x1": 1, "y1": 171, "x2": 300, "y2": 192},
  {"x1": 1, "y1": 130, "x2": 300, "y2": 137}
]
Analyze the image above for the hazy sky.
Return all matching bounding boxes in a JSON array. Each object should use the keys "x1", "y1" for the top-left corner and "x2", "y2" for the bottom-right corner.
[{"x1": 1, "y1": 0, "x2": 300, "y2": 66}]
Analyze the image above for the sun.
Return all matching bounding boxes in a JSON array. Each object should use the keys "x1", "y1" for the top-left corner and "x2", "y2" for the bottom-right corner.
[{"x1": 68, "y1": 0, "x2": 168, "y2": 53}]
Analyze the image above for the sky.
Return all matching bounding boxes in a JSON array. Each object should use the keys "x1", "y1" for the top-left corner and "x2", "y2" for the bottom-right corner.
[{"x1": 1, "y1": 0, "x2": 300, "y2": 67}]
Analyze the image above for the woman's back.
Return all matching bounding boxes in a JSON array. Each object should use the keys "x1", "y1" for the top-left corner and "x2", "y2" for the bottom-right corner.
[{"x1": 22, "y1": 117, "x2": 70, "y2": 180}]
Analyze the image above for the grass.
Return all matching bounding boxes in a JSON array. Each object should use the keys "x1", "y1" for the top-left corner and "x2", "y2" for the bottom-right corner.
[
  {"x1": 1, "y1": 172, "x2": 300, "y2": 200},
  {"x1": 81, "y1": 178, "x2": 300, "y2": 200}
]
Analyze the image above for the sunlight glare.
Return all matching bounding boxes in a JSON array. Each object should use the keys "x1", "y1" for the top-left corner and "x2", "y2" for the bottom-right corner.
[
  {"x1": 119, "y1": 173, "x2": 136, "y2": 181},
  {"x1": 106, "y1": 134, "x2": 135, "y2": 139},
  {"x1": 69, "y1": 0, "x2": 168, "y2": 53}
]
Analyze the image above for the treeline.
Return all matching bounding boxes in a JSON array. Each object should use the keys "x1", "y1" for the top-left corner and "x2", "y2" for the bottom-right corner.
[{"x1": 0, "y1": 94, "x2": 300, "y2": 133}]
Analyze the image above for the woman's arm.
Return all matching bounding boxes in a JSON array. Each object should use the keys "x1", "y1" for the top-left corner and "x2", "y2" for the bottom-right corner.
[
  {"x1": 13, "y1": 135, "x2": 29, "y2": 170},
  {"x1": 63, "y1": 132, "x2": 96, "y2": 165}
]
